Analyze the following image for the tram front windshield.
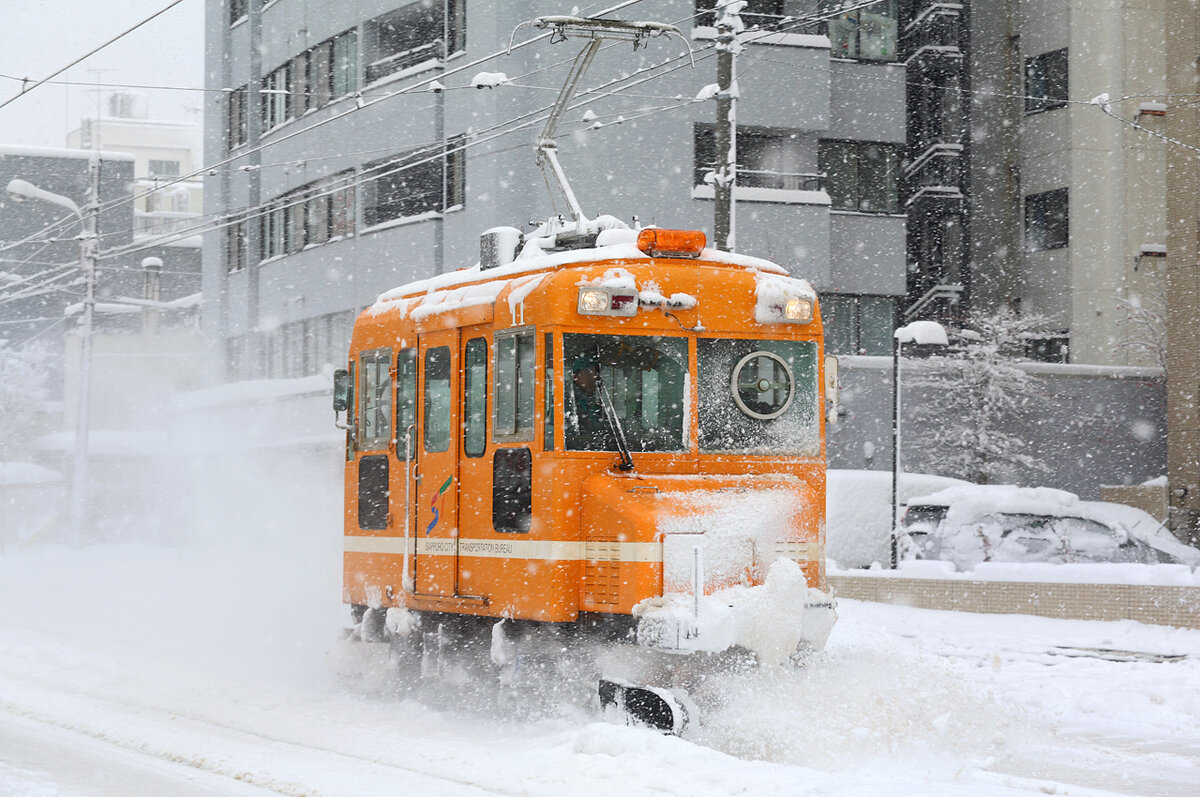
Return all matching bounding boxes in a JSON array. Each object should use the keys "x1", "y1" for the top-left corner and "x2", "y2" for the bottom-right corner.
[
  {"x1": 561, "y1": 333, "x2": 819, "y2": 457},
  {"x1": 563, "y1": 334, "x2": 687, "y2": 453}
]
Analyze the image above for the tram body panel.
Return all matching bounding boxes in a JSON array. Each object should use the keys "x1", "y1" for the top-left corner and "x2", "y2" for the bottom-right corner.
[{"x1": 340, "y1": 248, "x2": 829, "y2": 629}]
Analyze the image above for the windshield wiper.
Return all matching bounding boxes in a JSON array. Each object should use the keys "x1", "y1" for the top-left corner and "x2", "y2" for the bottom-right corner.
[{"x1": 593, "y1": 371, "x2": 634, "y2": 472}]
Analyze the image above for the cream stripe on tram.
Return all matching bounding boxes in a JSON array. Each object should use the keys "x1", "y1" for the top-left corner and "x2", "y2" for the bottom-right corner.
[{"x1": 344, "y1": 536, "x2": 822, "y2": 563}]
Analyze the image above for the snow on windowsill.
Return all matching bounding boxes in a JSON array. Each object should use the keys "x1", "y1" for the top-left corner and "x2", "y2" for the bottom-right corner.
[
  {"x1": 0, "y1": 144, "x2": 135, "y2": 162},
  {"x1": 361, "y1": 209, "x2": 448, "y2": 235},
  {"x1": 692, "y1": 26, "x2": 831, "y2": 50},
  {"x1": 362, "y1": 50, "x2": 466, "y2": 92},
  {"x1": 692, "y1": 184, "x2": 831, "y2": 205}
]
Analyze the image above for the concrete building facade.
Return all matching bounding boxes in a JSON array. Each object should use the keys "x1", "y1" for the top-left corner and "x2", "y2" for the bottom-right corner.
[
  {"x1": 1164, "y1": 0, "x2": 1200, "y2": 544},
  {"x1": 202, "y1": 0, "x2": 909, "y2": 380},
  {"x1": 906, "y1": 0, "x2": 1169, "y2": 368}
]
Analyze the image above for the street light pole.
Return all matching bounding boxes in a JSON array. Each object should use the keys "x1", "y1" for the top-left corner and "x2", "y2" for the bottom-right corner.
[
  {"x1": 890, "y1": 320, "x2": 950, "y2": 568},
  {"x1": 6, "y1": 161, "x2": 99, "y2": 541},
  {"x1": 890, "y1": 333, "x2": 902, "y2": 568}
]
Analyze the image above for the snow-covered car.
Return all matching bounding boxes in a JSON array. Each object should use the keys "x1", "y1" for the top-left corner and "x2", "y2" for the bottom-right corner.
[{"x1": 898, "y1": 485, "x2": 1200, "y2": 570}]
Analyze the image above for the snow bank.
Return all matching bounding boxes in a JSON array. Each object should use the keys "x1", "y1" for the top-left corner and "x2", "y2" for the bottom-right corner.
[
  {"x1": 826, "y1": 469, "x2": 970, "y2": 568},
  {"x1": 0, "y1": 461, "x2": 61, "y2": 485}
]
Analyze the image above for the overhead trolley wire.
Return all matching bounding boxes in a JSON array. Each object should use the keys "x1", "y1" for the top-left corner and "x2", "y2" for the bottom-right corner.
[{"x1": 0, "y1": 0, "x2": 191, "y2": 113}]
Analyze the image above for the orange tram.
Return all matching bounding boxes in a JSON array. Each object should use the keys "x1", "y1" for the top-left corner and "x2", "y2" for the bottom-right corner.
[{"x1": 334, "y1": 220, "x2": 837, "y2": 731}]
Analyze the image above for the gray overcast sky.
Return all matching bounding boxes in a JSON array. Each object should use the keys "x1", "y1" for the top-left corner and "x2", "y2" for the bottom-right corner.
[{"x1": 0, "y1": 0, "x2": 203, "y2": 148}]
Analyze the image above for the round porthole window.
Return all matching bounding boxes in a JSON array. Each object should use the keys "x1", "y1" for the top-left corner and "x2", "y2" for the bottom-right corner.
[{"x1": 730, "y1": 351, "x2": 794, "y2": 420}]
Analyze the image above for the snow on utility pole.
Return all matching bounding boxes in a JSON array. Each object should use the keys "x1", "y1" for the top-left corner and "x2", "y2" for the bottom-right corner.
[{"x1": 713, "y1": 2, "x2": 743, "y2": 252}]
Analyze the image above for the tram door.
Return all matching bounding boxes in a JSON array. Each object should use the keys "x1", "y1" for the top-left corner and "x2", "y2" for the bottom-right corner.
[{"x1": 415, "y1": 328, "x2": 459, "y2": 596}]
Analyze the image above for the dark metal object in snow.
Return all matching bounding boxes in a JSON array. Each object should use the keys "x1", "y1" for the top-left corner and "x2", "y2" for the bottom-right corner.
[{"x1": 599, "y1": 678, "x2": 688, "y2": 734}]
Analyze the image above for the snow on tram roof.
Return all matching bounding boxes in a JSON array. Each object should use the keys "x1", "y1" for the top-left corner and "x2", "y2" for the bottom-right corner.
[{"x1": 368, "y1": 240, "x2": 790, "y2": 315}]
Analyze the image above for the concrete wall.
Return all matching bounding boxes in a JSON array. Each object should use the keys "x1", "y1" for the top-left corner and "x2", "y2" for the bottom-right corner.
[
  {"x1": 827, "y1": 355, "x2": 1165, "y2": 498},
  {"x1": 830, "y1": 573, "x2": 1200, "y2": 629}
]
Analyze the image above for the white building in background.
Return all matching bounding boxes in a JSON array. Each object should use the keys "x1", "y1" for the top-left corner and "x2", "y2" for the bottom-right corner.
[{"x1": 67, "y1": 91, "x2": 204, "y2": 242}]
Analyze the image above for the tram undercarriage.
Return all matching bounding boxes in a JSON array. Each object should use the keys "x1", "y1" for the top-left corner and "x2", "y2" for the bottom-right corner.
[{"x1": 331, "y1": 559, "x2": 836, "y2": 734}]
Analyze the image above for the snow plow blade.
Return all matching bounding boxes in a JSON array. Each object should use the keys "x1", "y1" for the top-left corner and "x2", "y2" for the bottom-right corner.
[{"x1": 599, "y1": 678, "x2": 688, "y2": 735}]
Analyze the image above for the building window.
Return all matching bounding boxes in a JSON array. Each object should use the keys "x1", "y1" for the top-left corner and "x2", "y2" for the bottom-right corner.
[
  {"x1": 148, "y1": 159, "x2": 180, "y2": 178},
  {"x1": 227, "y1": 85, "x2": 248, "y2": 149},
  {"x1": 1025, "y1": 188, "x2": 1069, "y2": 251},
  {"x1": 1026, "y1": 333, "x2": 1070, "y2": 364},
  {"x1": 261, "y1": 30, "x2": 358, "y2": 133},
  {"x1": 361, "y1": 137, "x2": 465, "y2": 228},
  {"x1": 332, "y1": 32, "x2": 358, "y2": 98},
  {"x1": 820, "y1": 294, "x2": 897, "y2": 356},
  {"x1": 229, "y1": 0, "x2": 247, "y2": 26},
  {"x1": 1026, "y1": 48, "x2": 1068, "y2": 113},
  {"x1": 819, "y1": 139, "x2": 901, "y2": 213},
  {"x1": 364, "y1": 0, "x2": 465, "y2": 84},
  {"x1": 695, "y1": 1, "x2": 785, "y2": 29},
  {"x1": 694, "y1": 124, "x2": 821, "y2": 192},
  {"x1": 225, "y1": 215, "x2": 248, "y2": 273},
  {"x1": 262, "y1": 64, "x2": 289, "y2": 131},
  {"x1": 260, "y1": 171, "x2": 356, "y2": 261},
  {"x1": 823, "y1": 0, "x2": 899, "y2": 62}
]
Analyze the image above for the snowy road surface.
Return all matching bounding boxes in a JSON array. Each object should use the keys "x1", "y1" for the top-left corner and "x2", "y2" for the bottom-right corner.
[{"x1": 2, "y1": 544, "x2": 1198, "y2": 796}]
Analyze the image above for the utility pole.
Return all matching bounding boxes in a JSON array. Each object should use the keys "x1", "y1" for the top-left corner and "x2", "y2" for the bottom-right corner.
[
  {"x1": 69, "y1": 151, "x2": 100, "y2": 541},
  {"x1": 713, "y1": 2, "x2": 741, "y2": 252}
]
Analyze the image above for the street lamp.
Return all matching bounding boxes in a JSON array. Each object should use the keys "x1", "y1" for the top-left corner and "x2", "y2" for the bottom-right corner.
[
  {"x1": 890, "y1": 320, "x2": 949, "y2": 568},
  {"x1": 7, "y1": 176, "x2": 98, "y2": 541}
]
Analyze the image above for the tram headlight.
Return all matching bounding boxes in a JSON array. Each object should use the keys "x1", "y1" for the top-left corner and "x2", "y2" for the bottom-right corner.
[
  {"x1": 579, "y1": 288, "x2": 610, "y2": 313},
  {"x1": 784, "y1": 297, "x2": 814, "y2": 323},
  {"x1": 577, "y1": 287, "x2": 639, "y2": 317}
]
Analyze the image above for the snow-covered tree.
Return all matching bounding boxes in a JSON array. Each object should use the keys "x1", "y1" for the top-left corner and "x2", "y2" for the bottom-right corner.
[
  {"x1": 1111, "y1": 279, "x2": 1166, "y2": 370},
  {"x1": 0, "y1": 341, "x2": 50, "y2": 458},
  {"x1": 905, "y1": 311, "x2": 1051, "y2": 484}
]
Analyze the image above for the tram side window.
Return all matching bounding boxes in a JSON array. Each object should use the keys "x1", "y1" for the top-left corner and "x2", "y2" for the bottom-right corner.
[
  {"x1": 543, "y1": 333, "x2": 555, "y2": 451},
  {"x1": 494, "y1": 331, "x2": 536, "y2": 441},
  {"x1": 493, "y1": 447, "x2": 532, "y2": 533},
  {"x1": 395, "y1": 348, "x2": 417, "y2": 455},
  {"x1": 345, "y1": 361, "x2": 356, "y2": 461},
  {"x1": 359, "y1": 348, "x2": 392, "y2": 450},
  {"x1": 424, "y1": 346, "x2": 452, "y2": 453},
  {"x1": 464, "y1": 338, "x2": 487, "y2": 457}
]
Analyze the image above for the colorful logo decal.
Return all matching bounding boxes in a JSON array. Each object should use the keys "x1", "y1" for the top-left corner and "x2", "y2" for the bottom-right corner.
[{"x1": 425, "y1": 475, "x2": 453, "y2": 535}]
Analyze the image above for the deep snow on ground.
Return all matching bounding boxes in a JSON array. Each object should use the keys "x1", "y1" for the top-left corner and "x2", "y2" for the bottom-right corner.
[{"x1": 2, "y1": 542, "x2": 1199, "y2": 796}]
